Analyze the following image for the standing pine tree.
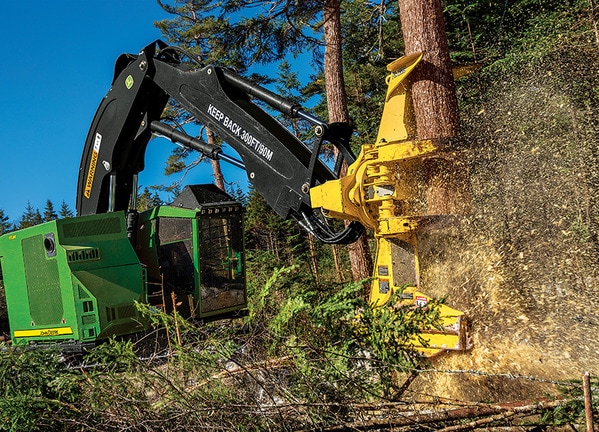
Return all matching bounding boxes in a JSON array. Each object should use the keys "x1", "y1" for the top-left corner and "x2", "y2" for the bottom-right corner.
[
  {"x1": 18, "y1": 202, "x2": 43, "y2": 229},
  {"x1": 42, "y1": 199, "x2": 58, "y2": 222},
  {"x1": 399, "y1": 0, "x2": 459, "y2": 140},
  {"x1": 0, "y1": 209, "x2": 11, "y2": 235},
  {"x1": 58, "y1": 201, "x2": 74, "y2": 219},
  {"x1": 398, "y1": 0, "x2": 470, "y2": 215},
  {"x1": 322, "y1": 0, "x2": 373, "y2": 282},
  {"x1": 137, "y1": 187, "x2": 162, "y2": 212}
]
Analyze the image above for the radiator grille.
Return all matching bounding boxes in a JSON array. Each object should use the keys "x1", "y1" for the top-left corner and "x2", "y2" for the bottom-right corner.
[
  {"x1": 62, "y1": 217, "x2": 121, "y2": 238},
  {"x1": 67, "y1": 248, "x2": 100, "y2": 263},
  {"x1": 81, "y1": 315, "x2": 96, "y2": 325}
]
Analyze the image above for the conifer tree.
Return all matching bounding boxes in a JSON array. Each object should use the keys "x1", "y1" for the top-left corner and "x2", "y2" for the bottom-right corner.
[
  {"x1": 322, "y1": 0, "x2": 373, "y2": 281},
  {"x1": 42, "y1": 199, "x2": 58, "y2": 222},
  {"x1": 244, "y1": 187, "x2": 305, "y2": 265},
  {"x1": 58, "y1": 201, "x2": 74, "y2": 219},
  {"x1": 442, "y1": 0, "x2": 595, "y2": 64},
  {"x1": 137, "y1": 187, "x2": 162, "y2": 211},
  {"x1": 399, "y1": 0, "x2": 470, "y2": 215},
  {"x1": 400, "y1": 0, "x2": 459, "y2": 140},
  {"x1": 340, "y1": 1, "x2": 401, "y2": 146},
  {"x1": 0, "y1": 209, "x2": 10, "y2": 235},
  {"x1": 155, "y1": 0, "x2": 245, "y2": 191},
  {"x1": 18, "y1": 202, "x2": 43, "y2": 229}
]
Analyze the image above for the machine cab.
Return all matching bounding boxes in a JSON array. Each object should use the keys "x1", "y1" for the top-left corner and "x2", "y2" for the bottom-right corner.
[{"x1": 135, "y1": 185, "x2": 246, "y2": 320}]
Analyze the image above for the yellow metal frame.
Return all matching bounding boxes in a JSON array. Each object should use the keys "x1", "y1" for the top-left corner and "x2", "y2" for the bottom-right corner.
[{"x1": 311, "y1": 53, "x2": 470, "y2": 357}]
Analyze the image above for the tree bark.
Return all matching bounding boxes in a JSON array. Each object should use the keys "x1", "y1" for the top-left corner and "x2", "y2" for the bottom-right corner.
[
  {"x1": 399, "y1": 0, "x2": 470, "y2": 215},
  {"x1": 308, "y1": 235, "x2": 321, "y2": 286},
  {"x1": 206, "y1": 127, "x2": 226, "y2": 191},
  {"x1": 323, "y1": 0, "x2": 350, "y2": 122},
  {"x1": 399, "y1": 0, "x2": 458, "y2": 140},
  {"x1": 323, "y1": 0, "x2": 373, "y2": 281},
  {"x1": 310, "y1": 398, "x2": 569, "y2": 432}
]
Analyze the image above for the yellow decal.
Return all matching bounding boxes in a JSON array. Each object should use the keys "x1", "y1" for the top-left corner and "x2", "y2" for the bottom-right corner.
[
  {"x1": 14, "y1": 326, "x2": 73, "y2": 338},
  {"x1": 125, "y1": 75, "x2": 134, "y2": 89},
  {"x1": 83, "y1": 132, "x2": 102, "y2": 199},
  {"x1": 8, "y1": 235, "x2": 16, "y2": 240}
]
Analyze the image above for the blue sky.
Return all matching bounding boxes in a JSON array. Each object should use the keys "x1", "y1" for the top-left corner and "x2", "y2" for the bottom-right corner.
[{"x1": 0, "y1": 1, "x2": 249, "y2": 223}]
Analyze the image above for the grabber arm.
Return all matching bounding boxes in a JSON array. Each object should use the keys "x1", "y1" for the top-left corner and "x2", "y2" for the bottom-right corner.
[{"x1": 310, "y1": 52, "x2": 471, "y2": 357}]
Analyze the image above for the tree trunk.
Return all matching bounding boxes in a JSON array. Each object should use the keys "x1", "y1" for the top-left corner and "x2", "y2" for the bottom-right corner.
[
  {"x1": 332, "y1": 245, "x2": 343, "y2": 282},
  {"x1": 323, "y1": 0, "x2": 349, "y2": 121},
  {"x1": 308, "y1": 235, "x2": 321, "y2": 286},
  {"x1": 399, "y1": 0, "x2": 470, "y2": 215},
  {"x1": 323, "y1": 0, "x2": 374, "y2": 282},
  {"x1": 206, "y1": 127, "x2": 226, "y2": 191},
  {"x1": 399, "y1": 0, "x2": 458, "y2": 139}
]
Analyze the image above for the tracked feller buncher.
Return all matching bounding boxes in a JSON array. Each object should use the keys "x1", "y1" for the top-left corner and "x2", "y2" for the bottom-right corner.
[{"x1": 0, "y1": 41, "x2": 470, "y2": 356}]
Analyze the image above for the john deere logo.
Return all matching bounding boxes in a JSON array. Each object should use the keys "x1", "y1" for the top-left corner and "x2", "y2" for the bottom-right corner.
[{"x1": 125, "y1": 75, "x2": 134, "y2": 89}]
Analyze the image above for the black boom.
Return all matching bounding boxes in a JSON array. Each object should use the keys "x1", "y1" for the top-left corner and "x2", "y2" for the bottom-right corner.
[{"x1": 76, "y1": 40, "x2": 363, "y2": 244}]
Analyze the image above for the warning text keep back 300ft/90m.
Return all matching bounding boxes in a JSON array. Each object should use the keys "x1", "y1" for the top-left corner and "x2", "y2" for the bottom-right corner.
[{"x1": 207, "y1": 103, "x2": 274, "y2": 162}]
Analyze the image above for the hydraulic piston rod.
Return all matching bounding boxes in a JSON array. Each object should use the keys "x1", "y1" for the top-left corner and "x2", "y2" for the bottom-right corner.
[{"x1": 150, "y1": 121, "x2": 245, "y2": 170}]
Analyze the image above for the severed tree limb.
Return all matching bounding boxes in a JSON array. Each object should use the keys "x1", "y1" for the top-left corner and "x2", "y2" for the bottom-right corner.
[
  {"x1": 435, "y1": 411, "x2": 519, "y2": 432},
  {"x1": 302, "y1": 398, "x2": 576, "y2": 432},
  {"x1": 391, "y1": 369, "x2": 420, "y2": 401}
]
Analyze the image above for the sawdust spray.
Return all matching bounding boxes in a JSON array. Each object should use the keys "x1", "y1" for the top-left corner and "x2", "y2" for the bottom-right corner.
[{"x1": 412, "y1": 47, "x2": 599, "y2": 402}]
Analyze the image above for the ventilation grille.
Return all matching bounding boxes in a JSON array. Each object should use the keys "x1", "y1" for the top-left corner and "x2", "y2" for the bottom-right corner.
[
  {"x1": 67, "y1": 248, "x2": 100, "y2": 263},
  {"x1": 78, "y1": 285, "x2": 90, "y2": 299},
  {"x1": 117, "y1": 305, "x2": 136, "y2": 319},
  {"x1": 82, "y1": 315, "x2": 96, "y2": 325},
  {"x1": 62, "y1": 217, "x2": 121, "y2": 238},
  {"x1": 23, "y1": 235, "x2": 63, "y2": 325},
  {"x1": 158, "y1": 217, "x2": 192, "y2": 243}
]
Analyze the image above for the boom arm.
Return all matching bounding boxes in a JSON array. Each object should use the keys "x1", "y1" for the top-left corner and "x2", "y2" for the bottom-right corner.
[{"x1": 76, "y1": 40, "x2": 362, "y2": 244}]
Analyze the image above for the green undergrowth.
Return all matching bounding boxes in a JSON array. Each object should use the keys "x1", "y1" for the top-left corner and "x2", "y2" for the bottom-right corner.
[
  {"x1": 0, "y1": 263, "x2": 441, "y2": 431},
  {"x1": 539, "y1": 376, "x2": 599, "y2": 427}
]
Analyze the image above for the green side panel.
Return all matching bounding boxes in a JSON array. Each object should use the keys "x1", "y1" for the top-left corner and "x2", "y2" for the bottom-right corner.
[
  {"x1": 71, "y1": 277, "x2": 101, "y2": 342},
  {"x1": 72, "y1": 264, "x2": 147, "y2": 339},
  {"x1": 22, "y1": 235, "x2": 63, "y2": 325}
]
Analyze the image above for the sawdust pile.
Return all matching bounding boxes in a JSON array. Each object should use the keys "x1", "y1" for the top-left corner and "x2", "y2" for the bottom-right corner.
[{"x1": 413, "y1": 47, "x2": 599, "y2": 402}]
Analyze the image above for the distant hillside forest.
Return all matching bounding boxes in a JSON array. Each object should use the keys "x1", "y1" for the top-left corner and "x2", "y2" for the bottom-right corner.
[
  {"x1": 0, "y1": 201, "x2": 73, "y2": 235},
  {"x1": 0, "y1": 187, "x2": 162, "y2": 235}
]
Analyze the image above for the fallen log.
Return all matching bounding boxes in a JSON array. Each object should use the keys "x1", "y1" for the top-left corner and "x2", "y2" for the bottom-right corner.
[{"x1": 301, "y1": 398, "x2": 575, "y2": 431}]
